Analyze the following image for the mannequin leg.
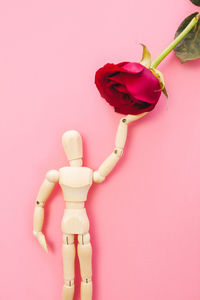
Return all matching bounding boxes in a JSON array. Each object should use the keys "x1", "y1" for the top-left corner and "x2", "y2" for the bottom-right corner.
[
  {"x1": 62, "y1": 234, "x2": 75, "y2": 300},
  {"x1": 77, "y1": 233, "x2": 92, "y2": 300}
]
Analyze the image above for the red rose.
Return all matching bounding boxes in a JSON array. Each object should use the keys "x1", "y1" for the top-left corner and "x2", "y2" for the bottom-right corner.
[{"x1": 95, "y1": 62, "x2": 161, "y2": 115}]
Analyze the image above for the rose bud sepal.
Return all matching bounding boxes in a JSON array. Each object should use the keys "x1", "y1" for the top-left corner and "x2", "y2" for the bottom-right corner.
[{"x1": 140, "y1": 44, "x2": 168, "y2": 98}]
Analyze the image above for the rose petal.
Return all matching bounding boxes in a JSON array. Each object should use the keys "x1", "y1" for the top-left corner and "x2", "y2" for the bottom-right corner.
[
  {"x1": 101, "y1": 83, "x2": 129, "y2": 106},
  {"x1": 95, "y1": 64, "x2": 122, "y2": 87},
  {"x1": 110, "y1": 68, "x2": 161, "y2": 103},
  {"x1": 114, "y1": 98, "x2": 153, "y2": 115},
  {"x1": 112, "y1": 84, "x2": 128, "y2": 93},
  {"x1": 119, "y1": 62, "x2": 145, "y2": 74},
  {"x1": 125, "y1": 68, "x2": 161, "y2": 103}
]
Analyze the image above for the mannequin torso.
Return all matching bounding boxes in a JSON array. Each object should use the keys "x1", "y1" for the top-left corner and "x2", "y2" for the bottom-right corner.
[{"x1": 59, "y1": 166, "x2": 93, "y2": 234}]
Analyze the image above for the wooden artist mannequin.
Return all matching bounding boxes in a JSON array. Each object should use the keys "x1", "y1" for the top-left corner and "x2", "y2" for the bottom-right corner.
[{"x1": 33, "y1": 112, "x2": 146, "y2": 300}]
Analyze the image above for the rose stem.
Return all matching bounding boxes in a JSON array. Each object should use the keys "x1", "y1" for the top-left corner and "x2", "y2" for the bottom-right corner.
[{"x1": 151, "y1": 13, "x2": 200, "y2": 68}]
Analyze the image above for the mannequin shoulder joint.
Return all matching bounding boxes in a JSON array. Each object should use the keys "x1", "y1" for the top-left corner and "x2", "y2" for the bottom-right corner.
[{"x1": 46, "y1": 170, "x2": 59, "y2": 183}]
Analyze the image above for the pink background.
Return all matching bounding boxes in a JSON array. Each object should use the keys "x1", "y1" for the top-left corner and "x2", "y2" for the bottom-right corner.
[{"x1": 0, "y1": 0, "x2": 200, "y2": 299}]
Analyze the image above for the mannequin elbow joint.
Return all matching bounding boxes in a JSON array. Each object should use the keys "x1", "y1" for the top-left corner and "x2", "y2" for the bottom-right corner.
[{"x1": 114, "y1": 148, "x2": 123, "y2": 157}]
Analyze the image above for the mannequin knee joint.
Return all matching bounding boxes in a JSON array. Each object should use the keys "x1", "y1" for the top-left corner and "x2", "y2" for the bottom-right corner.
[
  {"x1": 64, "y1": 279, "x2": 74, "y2": 287},
  {"x1": 83, "y1": 278, "x2": 92, "y2": 284},
  {"x1": 78, "y1": 233, "x2": 90, "y2": 245},
  {"x1": 63, "y1": 234, "x2": 74, "y2": 245}
]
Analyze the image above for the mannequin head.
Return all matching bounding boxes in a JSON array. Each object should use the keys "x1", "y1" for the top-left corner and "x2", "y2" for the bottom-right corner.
[{"x1": 62, "y1": 130, "x2": 83, "y2": 167}]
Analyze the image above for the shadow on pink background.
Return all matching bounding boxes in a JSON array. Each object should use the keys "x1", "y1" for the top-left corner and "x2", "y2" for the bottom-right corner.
[{"x1": 0, "y1": 0, "x2": 200, "y2": 299}]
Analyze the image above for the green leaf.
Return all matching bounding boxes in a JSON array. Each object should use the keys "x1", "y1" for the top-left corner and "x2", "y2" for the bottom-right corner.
[
  {"x1": 190, "y1": 0, "x2": 200, "y2": 6},
  {"x1": 174, "y1": 12, "x2": 200, "y2": 63}
]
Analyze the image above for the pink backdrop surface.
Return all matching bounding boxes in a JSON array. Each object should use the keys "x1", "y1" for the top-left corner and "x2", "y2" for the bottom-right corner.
[{"x1": 0, "y1": 0, "x2": 200, "y2": 299}]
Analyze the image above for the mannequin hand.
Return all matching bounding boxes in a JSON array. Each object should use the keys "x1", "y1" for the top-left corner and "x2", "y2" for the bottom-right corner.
[
  {"x1": 125, "y1": 112, "x2": 148, "y2": 124},
  {"x1": 33, "y1": 231, "x2": 48, "y2": 252}
]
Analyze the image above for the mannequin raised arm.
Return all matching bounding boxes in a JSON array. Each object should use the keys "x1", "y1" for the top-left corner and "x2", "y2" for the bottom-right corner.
[
  {"x1": 33, "y1": 170, "x2": 59, "y2": 252},
  {"x1": 93, "y1": 112, "x2": 147, "y2": 183}
]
